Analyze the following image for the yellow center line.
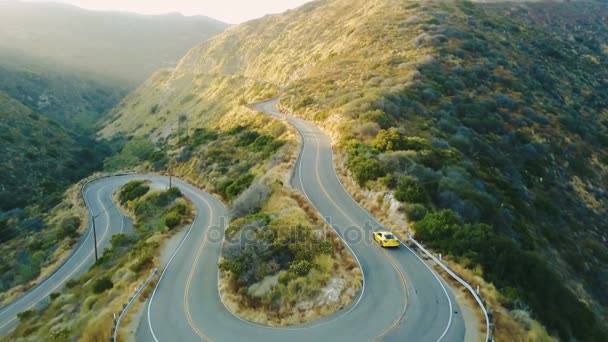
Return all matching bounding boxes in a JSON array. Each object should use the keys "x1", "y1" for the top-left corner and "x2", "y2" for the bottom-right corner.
[
  {"x1": 183, "y1": 192, "x2": 214, "y2": 342},
  {"x1": 308, "y1": 131, "x2": 409, "y2": 340}
]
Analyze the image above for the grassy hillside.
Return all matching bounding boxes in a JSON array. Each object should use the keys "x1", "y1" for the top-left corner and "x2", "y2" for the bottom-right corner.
[
  {"x1": 0, "y1": 92, "x2": 110, "y2": 212},
  {"x1": 103, "y1": 0, "x2": 608, "y2": 340},
  {"x1": 0, "y1": 1, "x2": 227, "y2": 86}
]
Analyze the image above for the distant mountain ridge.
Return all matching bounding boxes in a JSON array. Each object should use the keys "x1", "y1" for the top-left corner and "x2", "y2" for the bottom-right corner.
[{"x1": 0, "y1": 0, "x2": 228, "y2": 86}]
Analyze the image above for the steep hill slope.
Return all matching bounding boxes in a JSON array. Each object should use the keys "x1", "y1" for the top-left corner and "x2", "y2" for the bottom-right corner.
[
  {"x1": 0, "y1": 0, "x2": 228, "y2": 131},
  {"x1": 0, "y1": 0, "x2": 228, "y2": 86},
  {"x1": 0, "y1": 62, "x2": 125, "y2": 131},
  {"x1": 103, "y1": 0, "x2": 607, "y2": 340},
  {"x1": 0, "y1": 91, "x2": 108, "y2": 211}
]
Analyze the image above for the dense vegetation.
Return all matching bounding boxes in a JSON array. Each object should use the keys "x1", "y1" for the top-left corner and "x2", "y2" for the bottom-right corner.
[
  {"x1": 3, "y1": 184, "x2": 192, "y2": 341},
  {"x1": 219, "y1": 213, "x2": 350, "y2": 311},
  {"x1": 0, "y1": 182, "x2": 86, "y2": 304},
  {"x1": 90, "y1": 0, "x2": 608, "y2": 338},
  {"x1": 0, "y1": 92, "x2": 111, "y2": 212},
  {"x1": 0, "y1": 63, "x2": 125, "y2": 131},
  {"x1": 332, "y1": 2, "x2": 607, "y2": 339}
]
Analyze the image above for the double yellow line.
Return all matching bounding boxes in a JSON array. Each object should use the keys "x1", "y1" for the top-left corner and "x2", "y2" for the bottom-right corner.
[
  {"x1": 308, "y1": 132, "x2": 409, "y2": 339},
  {"x1": 178, "y1": 127, "x2": 410, "y2": 341},
  {"x1": 182, "y1": 193, "x2": 214, "y2": 341}
]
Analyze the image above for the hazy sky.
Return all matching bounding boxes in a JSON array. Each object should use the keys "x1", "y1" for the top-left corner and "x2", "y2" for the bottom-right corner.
[{"x1": 24, "y1": 0, "x2": 313, "y2": 23}]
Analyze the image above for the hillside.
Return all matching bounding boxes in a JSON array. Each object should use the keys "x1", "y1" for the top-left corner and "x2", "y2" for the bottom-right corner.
[
  {"x1": 0, "y1": 62, "x2": 125, "y2": 131},
  {"x1": 0, "y1": 0, "x2": 228, "y2": 86},
  {"x1": 0, "y1": 91, "x2": 109, "y2": 211},
  {"x1": 102, "y1": 0, "x2": 607, "y2": 340},
  {"x1": 0, "y1": 0, "x2": 228, "y2": 131}
]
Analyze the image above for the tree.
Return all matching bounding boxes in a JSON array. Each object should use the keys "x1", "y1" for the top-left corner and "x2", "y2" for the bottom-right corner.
[
  {"x1": 413, "y1": 210, "x2": 460, "y2": 242},
  {"x1": 348, "y1": 156, "x2": 386, "y2": 186},
  {"x1": 394, "y1": 177, "x2": 427, "y2": 204},
  {"x1": 373, "y1": 128, "x2": 430, "y2": 152}
]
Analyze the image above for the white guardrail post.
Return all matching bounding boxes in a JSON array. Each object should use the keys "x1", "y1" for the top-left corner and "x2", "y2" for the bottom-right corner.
[
  {"x1": 111, "y1": 268, "x2": 158, "y2": 342},
  {"x1": 406, "y1": 233, "x2": 493, "y2": 342}
]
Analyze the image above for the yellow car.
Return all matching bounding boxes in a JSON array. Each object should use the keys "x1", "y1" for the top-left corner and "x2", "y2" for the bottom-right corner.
[{"x1": 373, "y1": 231, "x2": 399, "y2": 248}]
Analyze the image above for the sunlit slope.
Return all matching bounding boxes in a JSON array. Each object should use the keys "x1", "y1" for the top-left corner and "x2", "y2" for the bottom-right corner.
[{"x1": 102, "y1": 0, "x2": 608, "y2": 340}]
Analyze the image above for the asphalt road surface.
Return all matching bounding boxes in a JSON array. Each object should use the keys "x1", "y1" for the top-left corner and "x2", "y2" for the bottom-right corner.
[
  {"x1": 137, "y1": 99, "x2": 465, "y2": 341},
  {"x1": 0, "y1": 177, "x2": 132, "y2": 335},
  {"x1": 0, "y1": 99, "x2": 466, "y2": 341}
]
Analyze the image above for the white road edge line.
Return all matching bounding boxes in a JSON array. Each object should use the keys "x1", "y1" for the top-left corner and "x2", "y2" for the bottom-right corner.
[
  {"x1": 326, "y1": 137, "x2": 455, "y2": 342},
  {"x1": 147, "y1": 177, "x2": 198, "y2": 342},
  {"x1": 212, "y1": 122, "x2": 367, "y2": 332},
  {"x1": 0, "y1": 183, "x2": 113, "y2": 331}
]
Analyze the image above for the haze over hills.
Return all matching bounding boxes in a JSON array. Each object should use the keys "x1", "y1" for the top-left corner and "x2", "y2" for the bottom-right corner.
[
  {"x1": 0, "y1": 0, "x2": 228, "y2": 131},
  {"x1": 0, "y1": 0, "x2": 228, "y2": 214},
  {"x1": 0, "y1": 0, "x2": 228, "y2": 85},
  {"x1": 104, "y1": 0, "x2": 608, "y2": 340}
]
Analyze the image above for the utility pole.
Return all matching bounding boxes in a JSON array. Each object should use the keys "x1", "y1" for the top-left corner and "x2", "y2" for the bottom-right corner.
[{"x1": 92, "y1": 213, "x2": 100, "y2": 261}]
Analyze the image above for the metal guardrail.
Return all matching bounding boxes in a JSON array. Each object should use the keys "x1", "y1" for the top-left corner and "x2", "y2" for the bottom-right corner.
[
  {"x1": 407, "y1": 233, "x2": 493, "y2": 342},
  {"x1": 112, "y1": 268, "x2": 158, "y2": 342}
]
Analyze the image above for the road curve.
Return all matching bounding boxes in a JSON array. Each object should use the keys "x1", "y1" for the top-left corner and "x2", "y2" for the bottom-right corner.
[
  {"x1": 135, "y1": 99, "x2": 465, "y2": 341},
  {"x1": 0, "y1": 177, "x2": 132, "y2": 336},
  {"x1": 1, "y1": 98, "x2": 466, "y2": 340}
]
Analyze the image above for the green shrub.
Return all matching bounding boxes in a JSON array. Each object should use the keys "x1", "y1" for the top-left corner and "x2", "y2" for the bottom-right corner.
[
  {"x1": 49, "y1": 292, "x2": 60, "y2": 301},
  {"x1": 219, "y1": 259, "x2": 246, "y2": 276},
  {"x1": 224, "y1": 174, "x2": 255, "y2": 199},
  {"x1": 164, "y1": 212, "x2": 181, "y2": 228},
  {"x1": 110, "y1": 233, "x2": 133, "y2": 248},
  {"x1": 130, "y1": 254, "x2": 153, "y2": 273},
  {"x1": 16, "y1": 309, "x2": 36, "y2": 322},
  {"x1": 92, "y1": 276, "x2": 113, "y2": 294},
  {"x1": 57, "y1": 216, "x2": 80, "y2": 240},
  {"x1": 169, "y1": 202, "x2": 189, "y2": 216},
  {"x1": 190, "y1": 127, "x2": 218, "y2": 148},
  {"x1": 347, "y1": 155, "x2": 386, "y2": 186},
  {"x1": 289, "y1": 260, "x2": 313, "y2": 276},
  {"x1": 65, "y1": 278, "x2": 79, "y2": 289},
  {"x1": 235, "y1": 130, "x2": 260, "y2": 146},
  {"x1": 104, "y1": 138, "x2": 159, "y2": 171},
  {"x1": 394, "y1": 177, "x2": 427, "y2": 204},
  {"x1": 119, "y1": 180, "x2": 150, "y2": 205},
  {"x1": 373, "y1": 129, "x2": 430, "y2": 152},
  {"x1": 360, "y1": 109, "x2": 393, "y2": 129},
  {"x1": 315, "y1": 240, "x2": 335, "y2": 254},
  {"x1": 403, "y1": 203, "x2": 428, "y2": 221}
]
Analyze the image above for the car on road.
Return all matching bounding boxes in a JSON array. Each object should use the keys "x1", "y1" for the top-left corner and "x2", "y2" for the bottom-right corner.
[{"x1": 373, "y1": 231, "x2": 399, "y2": 248}]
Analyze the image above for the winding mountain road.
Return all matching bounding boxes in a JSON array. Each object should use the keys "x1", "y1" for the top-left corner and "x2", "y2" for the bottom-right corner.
[
  {"x1": 137, "y1": 99, "x2": 466, "y2": 341},
  {"x1": 0, "y1": 177, "x2": 132, "y2": 335},
  {"x1": 0, "y1": 99, "x2": 467, "y2": 341}
]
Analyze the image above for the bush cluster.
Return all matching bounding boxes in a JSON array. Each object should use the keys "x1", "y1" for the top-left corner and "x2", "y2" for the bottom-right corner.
[
  {"x1": 118, "y1": 180, "x2": 150, "y2": 205},
  {"x1": 219, "y1": 214, "x2": 337, "y2": 307}
]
